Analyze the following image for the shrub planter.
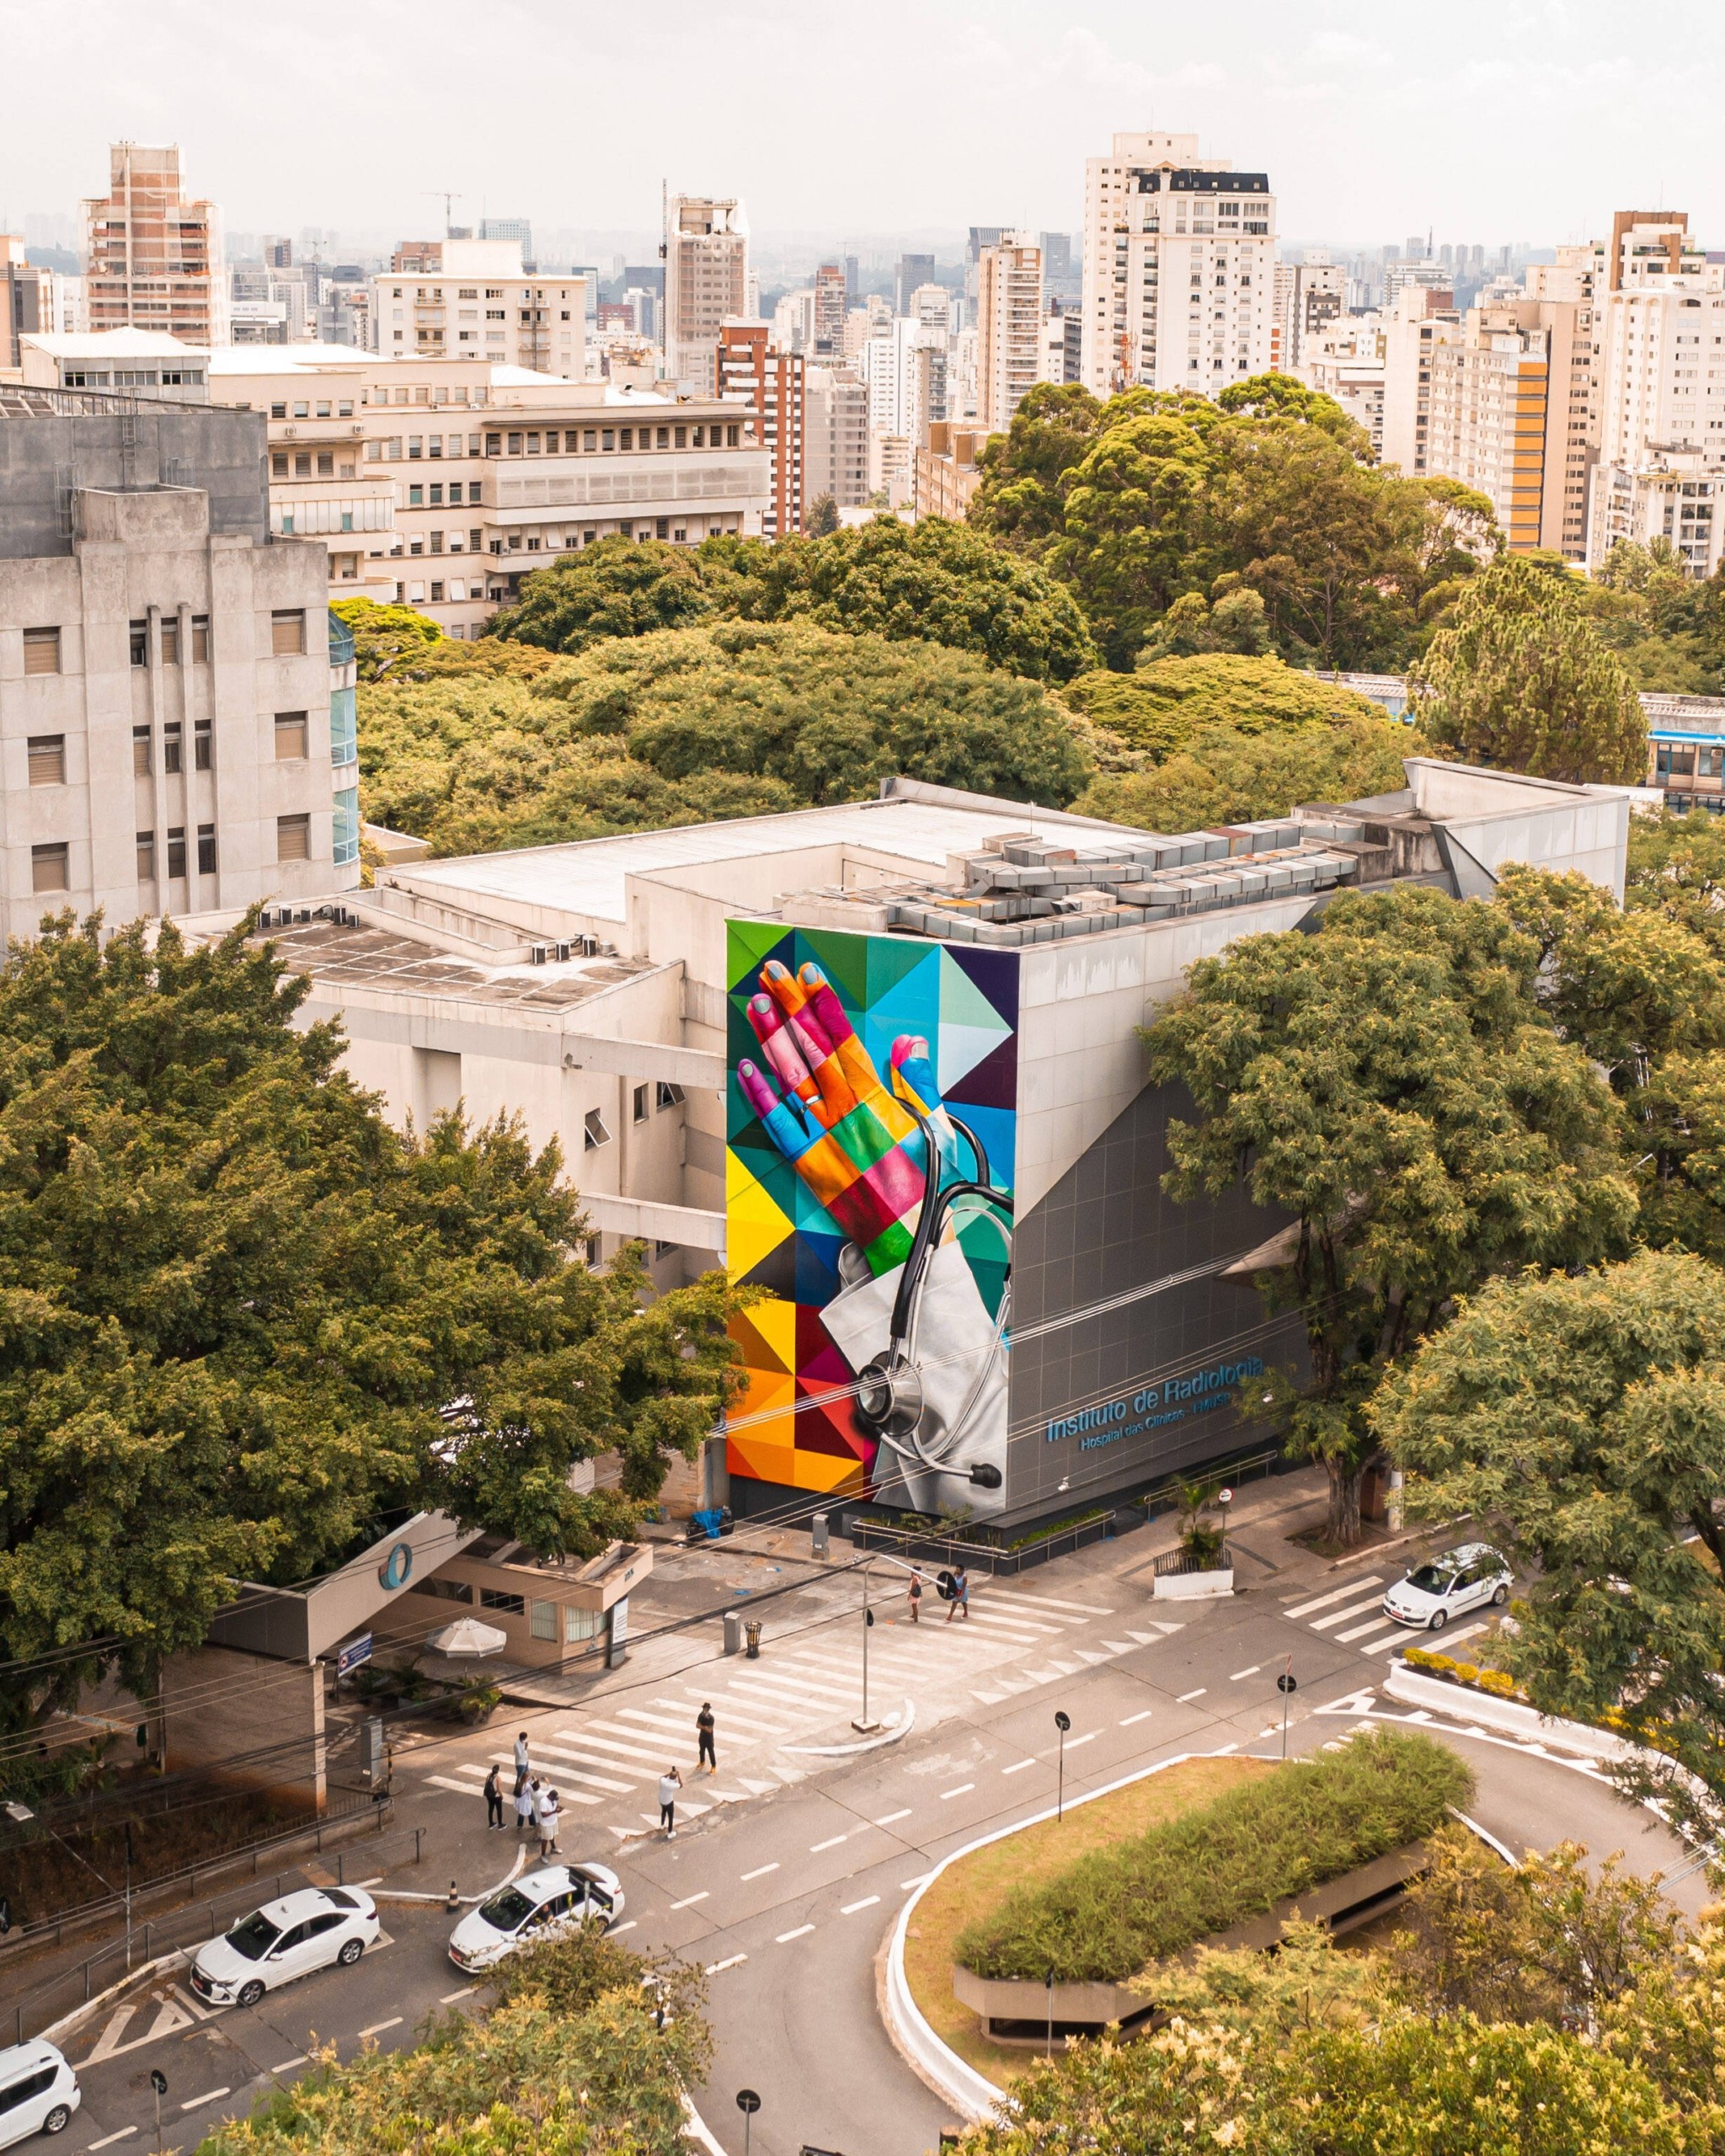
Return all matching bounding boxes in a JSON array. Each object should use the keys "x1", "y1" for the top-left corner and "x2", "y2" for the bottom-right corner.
[
  {"x1": 1384, "y1": 1660, "x2": 1637, "y2": 1764},
  {"x1": 1151, "y1": 1549, "x2": 1234, "y2": 1601}
]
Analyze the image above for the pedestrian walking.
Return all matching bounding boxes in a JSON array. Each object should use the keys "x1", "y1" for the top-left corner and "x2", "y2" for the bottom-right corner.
[
  {"x1": 538, "y1": 1788, "x2": 561, "y2": 1858},
  {"x1": 697, "y1": 1702, "x2": 717, "y2": 1774},
  {"x1": 659, "y1": 1765, "x2": 683, "y2": 1838},
  {"x1": 514, "y1": 1776, "x2": 534, "y2": 1834},
  {"x1": 483, "y1": 1764, "x2": 505, "y2": 1829},
  {"x1": 513, "y1": 1729, "x2": 530, "y2": 1795},
  {"x1": 907, "y1": 1570, "x2": 923, "y2": 1625},
  {"x1": 946, "y1": 1562, "x2": 969, "y2": 1623}
]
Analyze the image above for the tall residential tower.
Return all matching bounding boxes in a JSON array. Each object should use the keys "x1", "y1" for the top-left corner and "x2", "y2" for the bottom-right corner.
[{"x1": 82, "y1": 143, "x2": 227, "y2": 348}]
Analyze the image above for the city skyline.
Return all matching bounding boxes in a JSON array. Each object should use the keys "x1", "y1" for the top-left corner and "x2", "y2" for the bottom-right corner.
[{"x1": 1, "y1": 0, "x2": 1720, "y2": 247}]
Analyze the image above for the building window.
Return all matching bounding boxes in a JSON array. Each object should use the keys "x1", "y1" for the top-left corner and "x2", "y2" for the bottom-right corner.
[
  {"x1": 479, "y1": 1587, "x2": 525, "y2": 1616},
  {"x1": 163, "y1": 723, "x2": 183, "y2": 775},
  {"x1": 136, "y1": 830, "x2": 155, "y2": 882},
  {"x1": 197, "y1": 825, "x2": 216, "y2": 876},
  {"x1": 192, "y1": 615, "x2": 210, "y2": 662},
  {"x1": 30, "y1": 843, "x2": 67, "y2": 894},
  {"x1": 277, "y1": 813, "x2": 311, "y2": 862},
  {"x1": 333, "y1": 786, "x2": 360, "y2": 867},
  {"x1": 633, "y1": 1083, "x2": 649, "y2": 1123},
  {"x1": 656, "y1": 1081, "x2": 686, "y2": 1110},
  {"x1": 529, "y1": 1598, "x2": 558, "y2": 1641},
  {"x1": 160, "y1": 616, "x2": 180, "y2": 664},
  {"x1": 22, "y1": 627, "x2": 61, "y2": 676},
  {"x1": 584, "y1": 1108, "x2": 611, "y2": 1150},
  {"x1": 130, "y1": 620, "x2": 148, "y2": 666},
  {"x1": 270, "y1": 610, "x2": 306, "y2": 656},
  {"x1": 275, "y1": 712, "x2": 308, "y2": 760},
  {"x1": 167, "y1": 827, "x2": 187, "y2": 878},
  {"x1": 132, "y1": 726, "x2": 152, "y2": 776},
  {"x1": 27, "y1": 736, "x2": 65, "y2": 787},
  {"x1": 564, "y1": 1604, "x2": 598, "y2": 1646},
  {"x1": 194, "y1": 718, "x2": 212, "y2": 771}
]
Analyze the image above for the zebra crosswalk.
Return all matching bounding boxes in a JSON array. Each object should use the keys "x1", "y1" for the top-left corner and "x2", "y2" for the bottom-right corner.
[
  {"x1": 419, "y1": 1582, "x2": 1184, "y2": 1837},
  {"x1": 1280, "y1": 1574, "x2": 1493, "y2": 1661}
]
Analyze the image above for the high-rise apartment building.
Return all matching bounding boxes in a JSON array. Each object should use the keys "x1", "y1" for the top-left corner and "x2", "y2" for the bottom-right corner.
[
  {"x1": 803, "y1": 366, "x2": 869, "y2": 511},
  {"x1": 82, "y1": 143, "x2": 227, "y2": 347},
  {"x1": 1272, "y1": 251, "x2": 1345, "y2": 371},
  {"x1": 4, "y1": 236, "x2": 61, "y2": 369},
  {"x1": 374, "y1": 239, "x2": 586, "y2": 379},
  {"x1": 1380, "y1": 286, "x2": 1461, "y2": 477},
  {"x1": 1081, "y1": 131, "x2": 1275, "y2": 397},
  {"x1": 718, "y1": 323, "x2": 804, "y2": 537},
  {"x1": 895, "y1": 254, "x2": 935, "y2": 314},
  {"x1": 479, "y1": 218, "x2": 533, "y2": 262},
  {"x1": 812, "y1": 264, "x2": 847, "y2": 356},
  {"x1": 663, "y1": 196, "x2": 749, "y2": 394},
  {"x1": 0, "y1": 393, "x2": 355, "y2": 941},
  {"x1": 976, "y1": 232, "x2": 1043, "y2": 431}
]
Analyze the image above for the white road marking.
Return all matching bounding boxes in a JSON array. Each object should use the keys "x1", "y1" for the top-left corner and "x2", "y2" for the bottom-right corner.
[
  {"x1": 706, "y1": 1953, "x2": 748, "y2": 1973},
  {"x1": 1178, "y1": 1688, "x2": 1207, "y2": 1703},
  {"x1": 670, "y1": 1891, "x2": 710, "y2": 1909},
  {"x1": 357, "y1": 2020, "x2": 403, "y2": 2040},
  {"x1": 438, "y1": 1988, "x2": 475, "y2": 2005},
  {"x1": 1064, "y1": 1732, "x2": 1098, "y2": 1749},
  {"x1": 1007, "y1": 1594, "x2": 1115, "y2": 1616},
  {"x1": 179, "y1": 2089, "x2": 231, "y2": 2113},
  {"x1": 810, "y1": 1833, "x2": 848, "y2": 1851},
  {"x1": 900, "y1": 1875, "x2": 932, "y2": 1890},
  {"x1": 841, "y1": 1895, "x2": 882, "y2": 1914},
  {"x1": 611, "y1": 1920, "x2": 638, "y2": 1934},
  {"x1": 1230, "y1": 1665, "x2": 1262, "y2": 1681},
  {"x1": 1311, "y1": 1596, "x2": 1392, "y2": 1632},
  {"x1": 425, "y1": 1774, "x2": 482, "y2": 1795},
  {"x1": 1001, "y1": 1758, "x2": 1038, "y2": 1774},
  {"x1": 1119, "y1": 1709, "x2": 1155, "y2": 1726},
  {"x1": 776, "y1": 1924, "x2": 815, "y2": 1943},
  {"x1": 1359, "y1": 1629, "x2": 1417, "y2": 1655},
  {"x1": 741, "y1": 1861, "x2": 780, "y2": 1881},
  {"x1": 89, "y1": 2131, "x2": 137, "y2": 2148},
  {"x1": 272, "y1": 2053, "x2": 309, "y2": 2071},
  {"x1": 939, "y1": 1782, "x2": 975, "y2": 1800},
  {"x1": 1284, "y1": 1577, "x2": 1383, "y2": 1620},
  {"x1": 874, "y1": 1807, "x2": 912, "y2": 1825},
  {"x1": 1215, "y1": 1742, "x2": 1240, "y2": 1754},
  {"x1": 1336, "y1": 1615, "x2": 1402, "y2": 1644}
]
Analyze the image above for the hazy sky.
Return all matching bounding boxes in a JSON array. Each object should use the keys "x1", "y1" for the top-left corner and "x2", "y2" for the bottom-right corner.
[{"x1": 3, "y1": 0, "x2": 1719, "y2": 252}]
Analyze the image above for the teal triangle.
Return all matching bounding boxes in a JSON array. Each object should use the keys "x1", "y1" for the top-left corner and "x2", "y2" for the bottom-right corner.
[
  {"x1": 799, "y1": 927, "x2": 872, "y2": 1012},
  {"x1": 938, "y1": 952, "x2": 1017, "y2": 1035}
]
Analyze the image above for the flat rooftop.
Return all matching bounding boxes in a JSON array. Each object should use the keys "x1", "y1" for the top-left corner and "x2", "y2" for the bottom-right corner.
[{"x1": 255, "y1": 918, "x2": 654, "y2": 1006}]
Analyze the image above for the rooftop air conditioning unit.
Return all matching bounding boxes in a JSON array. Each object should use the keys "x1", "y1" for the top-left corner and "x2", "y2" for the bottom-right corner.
[{"x1": 530, "y1": 944, "x2": 549, "y2": 964}]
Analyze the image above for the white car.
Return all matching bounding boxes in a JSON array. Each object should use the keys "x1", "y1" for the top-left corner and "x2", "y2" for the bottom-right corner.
[
  {"x1": 447, "y1": 1862, "x2": 625, "y2": 1972},
  {"x1": 1382, "y1": 1541, "x2": 1513, "y2": 1631},
  {"x1": 0, "y1": 2042, "x2": 77, "y2": 2148},
  {"x1": 188, "y1": 1886, "x2": 380, "y2": 2008}
]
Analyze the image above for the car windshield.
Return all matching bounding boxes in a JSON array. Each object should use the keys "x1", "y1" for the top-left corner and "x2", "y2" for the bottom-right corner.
[
  {"x1": 478, "y1": 1887, "x2": 535, "y2": 1932},
  {"x1": 1406, "y1": 1565, "x2": 1457, "y2": 1593},
  {"x1": 224, "y1": 1912, "x2": 281, "y2": 1961}
]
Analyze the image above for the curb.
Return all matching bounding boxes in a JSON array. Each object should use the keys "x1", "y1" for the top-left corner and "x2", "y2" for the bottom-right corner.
[
  {"x1": 683, "y1": 2097, "x2": 727, "y2": 2156},
  {"x1": 785, "y1": 1700, "x2": 917, "y2": 1757},
  {"x1": 881, "y1": 1748, "x2": 1220, "y2": 2122},
  {"x1": 40, "y1": 1947, "x2": 191, "y2": 2047},
  {"x1": 1384, "y1": 1662, "x2": 1635, "y2": 1764}
]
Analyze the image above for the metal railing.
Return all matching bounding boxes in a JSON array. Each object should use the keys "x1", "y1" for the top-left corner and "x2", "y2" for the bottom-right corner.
[
  {"x1": 3, "y1": 1816, "x2": 425, "y2": 2046},
  {"x1": 1151, "y1": 1545, "x2": 1233, "y2": 1577},
  {"x1": 0, "y1": 383, "x2": 206, "y2": 420}
]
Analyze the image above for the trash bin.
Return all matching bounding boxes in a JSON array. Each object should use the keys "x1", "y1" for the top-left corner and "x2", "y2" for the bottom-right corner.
[
  {"x1": 811, "y1": 1511, "x2": 829, "y2": 1557},
  {"x1": 745, "y1": 1619, "x2": 762, "y2": 1659},
  {"x1": 723, "y1": 1609, "x2": 743, "y2": 1657}
]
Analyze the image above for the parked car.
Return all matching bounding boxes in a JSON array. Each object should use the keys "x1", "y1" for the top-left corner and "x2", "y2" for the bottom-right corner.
[
  {"x1": 188, "y1": 1886, "x2": 379, "y2": 2008},
  {"x1": 0, "y1": 2041, "x2": 78, "y2": 2147},
  {"x1": 1382, "y1": 1542, "x2": 1513, "y2": 1631},
  {"x1": 447, "y1": 1862, "x2": 625, "y2": 1972}
]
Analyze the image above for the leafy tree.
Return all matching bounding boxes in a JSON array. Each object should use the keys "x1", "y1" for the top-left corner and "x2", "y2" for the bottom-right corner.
[
  {"x1": 1135, "y1": 584, "x2": 1273, "y2": 663},
  {"x1": 969, "y1": 380, "x2": 1108, "y2": 550},
  {"x1": 199, "y1": 1925, "x2": 711, "y2": 2156},
  {"x1": 328, "y1": 598, "x2": 443, "y2": 681},
  {"x1": 361, "y1": 623, "x2": 1092, "y2": 856},
  {"x1": 1375, "y1": 1247, "x2": 1725, "y2": 1838},
  {"x1": 1409, "y1": 554, "x2": 1648, "y2": 782},
  {"x1": 0, "y1": 917, "x2": 741, "y2": 1718},
  {"x1": 1580, "y1": 542, "x2": 1725, "y2": 695},
  {"x1": 805, "y1": 491, "x2": 840, "y2": 536},
  {"x1": 1065, "y1": 654, "x2": 1395, "y2": 761},
  {"x1": 1215, "y1": 370, "x2": 1375, "y2": 451},
  {"x1": 491, "y1": 522, "x2": 1095, "y2": 682},
  {"x1": 1145, "y1": 885, "x2": 1634, "y2": 1543},
  {"x1": 1626, "y1": 805, "x2": 1725, "y2": 968},
  {"x1": 1075, "y1": 712, "x2": 1410, "y2": 832}
]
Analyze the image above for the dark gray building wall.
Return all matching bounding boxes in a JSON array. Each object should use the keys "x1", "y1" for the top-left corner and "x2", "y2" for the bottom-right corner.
[
  {"x1": 1005, "y1": 1081, "x2": 1307, "y2": 1520},
  {"x1": 0, "y1": 408, "x2": 268, "y2": 558}
]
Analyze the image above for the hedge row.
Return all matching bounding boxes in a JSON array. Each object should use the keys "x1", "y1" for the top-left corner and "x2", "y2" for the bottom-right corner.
[{"x1": 954, "y1": 1727, "x2": 1471, "y2": 1983}]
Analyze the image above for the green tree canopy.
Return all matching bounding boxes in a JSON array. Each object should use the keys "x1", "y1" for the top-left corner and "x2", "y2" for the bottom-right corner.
[
  {"x1": 361, "y1": 622, "x2": 1092, "y2": 855},
  {"x1": 1409, "y1": 554, "x2": 1649, "y2": 782},
  {"x1": 0, "y1": 917, "x2": 740, "y2": 1711},
  {"x1": 1626, "y1": 805, "x2": 1725, "y2": 967},
  {"x1": 1375, "y1": 1247, "x2": 1725, "y2": 1838},
  {"x1": 1074, "y1": 712, "x2": 1410, "y2": 833},
  {"x1": 1144, "y1": 884, "x2": 1634, "y2": 1542},
  {"x1": 489, "y1": 520, "x2": 1096, "y2": 681},
  {"x1": 1065, "y1": 654, "x2": 1393, "y2": 760},
  {"x1": 328, "y1": 598, "x2": 444, "y2": 682}
]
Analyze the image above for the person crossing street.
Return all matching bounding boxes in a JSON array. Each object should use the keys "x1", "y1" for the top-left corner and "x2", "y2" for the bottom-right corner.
[
  {"x1": 660, "y1": 1765, "x2": 683, "y2": 1837},
  {"x1": 483, "y1": 1764, "x2": 505, "y2": 1829},
  {"x1": 697, "y1": 1702, "x2": 717, "y2": 1774}
]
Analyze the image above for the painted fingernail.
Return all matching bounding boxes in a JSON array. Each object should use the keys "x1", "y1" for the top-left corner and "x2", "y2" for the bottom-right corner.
[
  {"x1": 762, "y1": 960, "x2": 790, "y2": 980},
  {"x1": 798, "y1": 963, "x2": 826, "y2": 988}
]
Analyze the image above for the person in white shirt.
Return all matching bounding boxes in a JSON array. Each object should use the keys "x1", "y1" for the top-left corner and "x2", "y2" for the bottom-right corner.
[
  {"x1": 659, "y1": 1765, "x2": 683, "y2": 1837},
  {"x1": 538, "y1": 1788, "x2": 561, "y2": 1857},
  {"x1": 513, "y1": 1731, "x2": 531, "y2": 1793},
  {"x1": 514, "y1": 1778, "x2": 533, "y2": 1834}
]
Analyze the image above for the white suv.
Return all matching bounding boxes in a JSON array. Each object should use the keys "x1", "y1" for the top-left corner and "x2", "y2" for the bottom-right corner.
[
  {"x1": 0, "y1": 2041, "x2": 78, "y2": 2148},
  {"x1": 1381, "y1": 1542, "x2": 1513, "y2": 1631}
]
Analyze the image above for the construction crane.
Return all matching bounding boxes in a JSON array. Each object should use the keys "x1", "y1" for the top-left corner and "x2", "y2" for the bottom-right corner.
[{"x1": 424, "y1": 191, "x2": 461, "y2": 238}]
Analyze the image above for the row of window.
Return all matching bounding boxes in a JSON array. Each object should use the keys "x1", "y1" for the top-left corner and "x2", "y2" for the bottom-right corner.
[
  {"x1": 28, "y1": 814, "x2": 317, "y2": 897},
  {"x1": 411, "y1": 1574, "x2": 601, "y2": 1646},
  {"x1": 360, "y1": 421, "x2": 743, "y2": 463},
  {"x1": 20, "y1": 716, "x2": 320, "y2": 788},
  {"x1": 19, "y1": 613, "x2": 306, "y2": 675}
]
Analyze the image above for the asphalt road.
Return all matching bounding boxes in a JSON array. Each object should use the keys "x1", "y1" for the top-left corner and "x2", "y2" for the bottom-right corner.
[{"x1": 40, "y1": 1504, "x2": 1706, "y2": 2156}]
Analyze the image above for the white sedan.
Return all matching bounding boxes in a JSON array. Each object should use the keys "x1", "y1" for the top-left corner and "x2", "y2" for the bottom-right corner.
[
  {"x1": 188, "y1": 1886, "x2": 380, "y2": 2008},
  {"x1": 447, "y1": 1862, "x2": 625, "y2": 1972},
  {"x1": 1381, "y1": 1541, "x2": 1513, "y2": 1631}
]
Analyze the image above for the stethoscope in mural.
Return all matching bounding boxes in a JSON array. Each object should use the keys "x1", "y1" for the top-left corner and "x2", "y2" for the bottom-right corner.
[{"x1": 739, "y1": 959, "x2": 1015, "y2": 1517}]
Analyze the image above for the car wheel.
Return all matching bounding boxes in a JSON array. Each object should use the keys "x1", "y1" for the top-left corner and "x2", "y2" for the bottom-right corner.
[
  {"x1": 1492, "y1": 1583, "x2": 1509, "y2": 1606},
  {"x1": 237, "y1": 1979, "x2": 265, "y2": 2009},
  {"x1": 338, "y1": 1936, "x2": 364, "y2": 1967},
  {"x1": 1429, "y1": 1608, "x2": 1449, "y2": 1632},
  {"x1": 42, "y1": 2106, "x2": 71, "y2": 2136}
]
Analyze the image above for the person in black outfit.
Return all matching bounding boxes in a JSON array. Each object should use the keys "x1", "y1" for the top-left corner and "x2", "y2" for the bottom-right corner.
[
  {"x1": 483, "y1": 1764, "x2": 505, "y2": 1828},
  {"x1": 697, "y1": 1702, "x2": 717, "y2": 1774}
]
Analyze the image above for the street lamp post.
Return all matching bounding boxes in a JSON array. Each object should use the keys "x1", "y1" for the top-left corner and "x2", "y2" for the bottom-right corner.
[
  {"x1": 1054, "y1": 1710, "x2": 1071, "y2": 1822},
  {"x1": 735, "y1": 2088, "x2": 761, "y2": 2156}
]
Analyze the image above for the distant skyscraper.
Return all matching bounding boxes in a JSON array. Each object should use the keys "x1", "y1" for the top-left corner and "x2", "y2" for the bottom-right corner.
[
  {"x1": 82, "y1": 142, "x2": 227, "y2": 345},
  {"x1": 813, "y1": 263, "x2": 847, "y2": 355},
  {"x1": 976, "y1": 232, "x2": 1043, "y2": 430},
  {"x1": 663, "y1": 195, "x2": 749, "y2": 392},
  {"x1": 1080, "y1": 130, "x2": 1275, "y2": 397},
  {"x1": 480, "y1": 217, "x2": 534, "y2": 263},
  {"x1": 895, "y1": 253, "x2": 935, "y2": 312}
]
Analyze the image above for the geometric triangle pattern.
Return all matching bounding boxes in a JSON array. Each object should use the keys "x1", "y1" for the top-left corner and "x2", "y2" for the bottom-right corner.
[{"x1": 724, "y1": 920, "x2": 1017, "y2": 1497}]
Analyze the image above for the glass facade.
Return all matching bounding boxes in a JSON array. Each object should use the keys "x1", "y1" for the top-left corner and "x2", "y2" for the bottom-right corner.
[
  {"x1": 333, "y1": 786, "x2": 360, "y2": 866},
  {"x1": 328, "y1": 683, "x2": 358, "y2": 768}
]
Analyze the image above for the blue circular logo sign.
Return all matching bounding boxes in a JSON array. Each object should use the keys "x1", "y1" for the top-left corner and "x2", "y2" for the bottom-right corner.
[{"x1": 378, "y1": 1542, "x2": 414, "y2": 1591}]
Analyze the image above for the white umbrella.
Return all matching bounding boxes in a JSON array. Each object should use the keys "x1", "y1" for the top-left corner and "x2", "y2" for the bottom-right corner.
[{"x1": 426, "y1": 1618, "x2": 509, "y2": 1657}]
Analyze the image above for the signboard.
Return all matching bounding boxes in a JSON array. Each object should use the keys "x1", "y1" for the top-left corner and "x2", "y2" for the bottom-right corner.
[
  {"x1": 336, "y1": 1633, "x2": 373, "y2": 1678},
  {"x1": 725, "y1": 923, "x2": 1017, "y2": 1517}
]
